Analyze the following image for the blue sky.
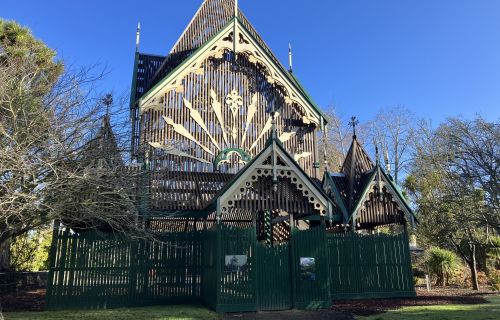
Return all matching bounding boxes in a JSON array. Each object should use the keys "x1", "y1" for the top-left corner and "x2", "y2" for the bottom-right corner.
[{"x1": 3, "y1": 0, "x2": 500, "y2": 124}]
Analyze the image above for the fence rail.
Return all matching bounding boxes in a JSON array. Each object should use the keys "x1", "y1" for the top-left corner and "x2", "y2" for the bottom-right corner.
[
  {"x1": 46, "y1": 226, "x2": 415, "y2": 310},
  {"x1": 327, "y1": 232, "x2": 415, "y2": 299},
  {"x1": 46, "y1": 228, "x2": 208, "y2": 309}
]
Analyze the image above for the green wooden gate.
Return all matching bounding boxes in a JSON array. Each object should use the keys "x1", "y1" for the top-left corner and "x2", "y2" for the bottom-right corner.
[
  {"x1": 291, "y1": 226, "x2": 331, "y2": 309},
  {"x1": 256, "y1": 242, "x2": 292, "y2": 310}
]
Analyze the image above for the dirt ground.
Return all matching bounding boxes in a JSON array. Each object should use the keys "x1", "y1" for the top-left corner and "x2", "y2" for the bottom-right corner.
[
  {"x1": 0, "y1": 288, "x2": 46, "y2": 312},
  {"x1": 1, "y1": 286, "x2": 498, "y2": 319},
  {"x1": 330, "y1": 288, "x2": 495, "y2": 317},
  {"x1": 220, "y1": 288, "x2": 498, "y2": 320}
]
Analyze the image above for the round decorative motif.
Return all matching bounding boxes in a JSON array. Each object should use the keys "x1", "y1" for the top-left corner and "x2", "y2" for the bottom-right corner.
[{"x1": 214, "y1": 148, "x2": 252, "y2": 168}]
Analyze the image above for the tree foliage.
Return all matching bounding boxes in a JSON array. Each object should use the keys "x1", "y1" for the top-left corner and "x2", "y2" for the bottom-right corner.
[
  {"x1": 405, "y1": 117, "x2": 499, "y2": 290},
  {"x1": 426, "y1": 247, "x2": 461, "y2": 286},
  {"x1": 10, "y1": 227, "x2": 52, "y2": 271},
  {"x1": 0, "y1": 20, "x2": 144, "y2": 270}
]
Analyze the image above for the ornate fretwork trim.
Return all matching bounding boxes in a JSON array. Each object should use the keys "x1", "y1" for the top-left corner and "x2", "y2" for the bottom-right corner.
[
  {"x1": 139, "y1": 20, "x2": 321, "y2": 125},
  {"x1": 350, "y1": 166, "x2": 415, "y2": 224},
  {"x1": 217, "y1": 140, "x2": 330, "y2": 217}
]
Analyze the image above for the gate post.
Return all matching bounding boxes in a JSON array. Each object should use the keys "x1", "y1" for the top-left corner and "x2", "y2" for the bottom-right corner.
[
  {"x1": 289, "y1": 227, "x2": 297, "y2": 308},
  {"x1": 215, "y1": 224, "x2": 222, "y2": 310},
  {"x1": 252, "y1": 226, "x2": 259, "y2": 310},
  {"x1": 322, "y1": 224, "x2": 332, "y2": 305}
]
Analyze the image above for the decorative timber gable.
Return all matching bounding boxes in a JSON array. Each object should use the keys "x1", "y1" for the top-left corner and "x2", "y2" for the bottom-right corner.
[
  {"x1": 211, "y1": 136, "x2": 333, "y2": 221},
  {"x1": 323, "y1": 136, "x2": 417, "y2": 230},
  {"x1": 131, "y1": 1, "x2": 325, "y2": 177},
  {"x1": 139, "y1": 18, "x2": 323, "y2": 125}
]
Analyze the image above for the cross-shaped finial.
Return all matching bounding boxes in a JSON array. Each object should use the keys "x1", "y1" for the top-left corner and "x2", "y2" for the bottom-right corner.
[
  {"x1": 102, "y1": 93, "x2": 113, "y2": 116},
  {"x1": 349, "y1": 116, "x2": 359, "y2": 138}
]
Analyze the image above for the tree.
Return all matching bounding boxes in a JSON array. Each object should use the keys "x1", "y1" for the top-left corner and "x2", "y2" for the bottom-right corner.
[
  {"x1": 366, "y1": 106, "x2": 415, "y2": 184},
  {"x1": 0, "y1": 21, "x2": 142, "y2": 270},
  {"x1": 319, "y1": 107, "x2": 352, "y2": 171},
  {"x1": 9, "y1": 227, "x2": 52, "y2": 271},
  {"x1": 405, "y1": 117, "x2": 499, "y2": 290}
]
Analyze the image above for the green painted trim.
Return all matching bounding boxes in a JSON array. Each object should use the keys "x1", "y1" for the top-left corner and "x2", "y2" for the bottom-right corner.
[
  {"x1": 379, "y1": 168, "x2": 418, "y2": 222},
  {"x1": 322, "y1": 172, "x2": 349, "y2": 222},
  {"x1": 205, "y1": 137, "x2": 334, "y2": 215},
  {"x1": 347, "y1": 165, "x2": 418, "y2": 224},
  {"x1": 213, "y1": 148, "x2": 252, "y2": 168},
  {"x1": 349, "y1": 168, "x2": 378, "y2": 222},
  {"x1": 235, "y1": 17, "x2": 327, "y2": 123},
  {"x1": 141, "y1": 17, "x2": 326, "y2": 124},
  {"x1": 140, "y1": 19, "x2": 235, "y2": 107}
]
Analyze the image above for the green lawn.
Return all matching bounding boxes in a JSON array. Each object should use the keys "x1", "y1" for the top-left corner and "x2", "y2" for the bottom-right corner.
[
  {"x1": 3, "y1": 305, "x2": 217, "y2": 320},
  {"x1": 358, "y1": 295, "x2": 500, "y2": 320}
]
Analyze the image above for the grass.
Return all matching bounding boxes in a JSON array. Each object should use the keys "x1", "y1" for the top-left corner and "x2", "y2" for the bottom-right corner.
[
  {"x1": 357, "y1": 295, "x2": 500, "y2": 320},
  {"x1": 3, "y1": 305, "x2": 217, "y2": 320}
]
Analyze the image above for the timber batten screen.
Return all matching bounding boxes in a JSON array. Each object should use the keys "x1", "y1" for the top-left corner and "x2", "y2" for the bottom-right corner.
[{"x1": 47, "y1": 0, "x2": 417, "y2": 312}]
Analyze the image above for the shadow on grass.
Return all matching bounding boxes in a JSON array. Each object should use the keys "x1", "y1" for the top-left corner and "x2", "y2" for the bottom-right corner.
[
  {"x1": 359, "y1": 296, "x2": 500, "y2": 320},
  {"x1": 3, "y1": 305, "x2": 218, "y2": 320}
]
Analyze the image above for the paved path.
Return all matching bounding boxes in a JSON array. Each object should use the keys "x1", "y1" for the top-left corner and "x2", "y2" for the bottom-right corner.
[{"x1": 223, "y1": 309, "x2": 355, "y2": 320}]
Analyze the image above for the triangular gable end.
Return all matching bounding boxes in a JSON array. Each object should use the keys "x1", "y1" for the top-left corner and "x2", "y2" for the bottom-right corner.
[
  {"x1": 139, "y1": 16, "x2": 324, "y2": 125},
  {"x1": 349, "y1": 165, "x2": 417, "y2": 226},
  {"x1": 146, "y1": 0, "x2": 236, "y2": 92},
  {"x1": 210, "y1": 137, "x2": 333, "y2": 220}
]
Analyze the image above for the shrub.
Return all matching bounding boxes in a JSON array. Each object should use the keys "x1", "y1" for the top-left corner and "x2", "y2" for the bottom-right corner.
[
  {"x1": 488, "y1": 269, "x2": 500, "y2": 291},
  {"x1": 10, "y1": 228, "x2": 52, "y2": 271},
  {"x1": 426, "y1": 247, "x2": 460, "y2": 286}
]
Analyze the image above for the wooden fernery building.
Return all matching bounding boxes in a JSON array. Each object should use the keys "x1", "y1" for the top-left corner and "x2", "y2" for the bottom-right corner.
[{"x1": 47, "y1": 0, "x2": 417, "y2": 312}]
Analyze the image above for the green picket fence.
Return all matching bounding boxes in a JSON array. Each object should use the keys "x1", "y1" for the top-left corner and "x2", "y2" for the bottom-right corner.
[
  {"x1": 46, "y1": 228, "x2": 207, "y2": 309},
  {"x1": 46, "y1": 226, "x2": 415, "y2": 311},
  {"x1": 327, "y1": 231, "x2": 415, "y2": 299}
]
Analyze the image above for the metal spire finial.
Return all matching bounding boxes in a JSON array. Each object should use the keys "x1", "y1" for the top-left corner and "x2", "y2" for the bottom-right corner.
[
  {"x1": 288, "y1": 43, "x2": 293, "y2": 73},
  {"x1": 136, "y1": 22, "x2": 141, "y2": 51},
  {"x1": 384, "y1": 149, "x2": 391, "y2": 174},
  {"x1": 348, "y1": 116, "x2": 359, "y2": 139},
  {"x1": 270, "y1": 99, "x2": 277, "y2": 140},
  {"x1": 102, "y1": 93, "x2": 113, "y2": 116}
]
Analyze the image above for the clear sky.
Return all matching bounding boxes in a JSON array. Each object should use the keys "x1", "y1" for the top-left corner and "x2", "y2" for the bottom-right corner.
[{"x1": 3, "y1": 0, "x2": 500, "y2": 124}]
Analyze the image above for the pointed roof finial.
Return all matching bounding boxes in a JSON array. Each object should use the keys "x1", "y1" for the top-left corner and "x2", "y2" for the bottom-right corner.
[
  {"x1": 270, "y1": 99, "x2": 277, "y2": 140},
  {"x1": 348, "y1": 116, "x2": 359, "y2": 139},
  {"x1": 102, "y1": 93, "x2": 113, "y2": 117},
  {"x1": 288, "y1": 43, "x2": 293, "y2": 73},
  {"x1": 374, "y1": 141, "x2": 380, "y2": 166},
  {"x1": 384, "y1": 149, "x2": 391, "y2": 174},
  {"x1": 234, "y1": 0, "x2": 238, "y2": 18},
  {"x1": 136, "y1": 22, "x2": 141, "y2": 52}
]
